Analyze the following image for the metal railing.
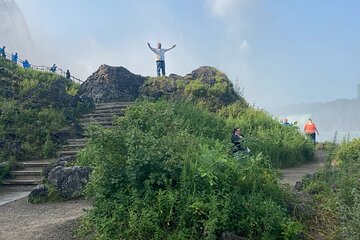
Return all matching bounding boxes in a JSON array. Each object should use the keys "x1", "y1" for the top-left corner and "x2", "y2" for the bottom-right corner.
[{"x1": 1, "y1": 50, "x2": 83, "y2": 83}]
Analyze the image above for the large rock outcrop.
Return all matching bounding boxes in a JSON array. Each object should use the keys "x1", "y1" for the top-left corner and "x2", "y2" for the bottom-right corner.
[
  {"x1": 141, "y1": 66, "x2": 244, "y2": 111},
  {"x1": 77, "y1": 65, "x2": 245, "y2": 111},
  {"x1": 77, "y1": 65, "x2": 146, "y2": 103}
]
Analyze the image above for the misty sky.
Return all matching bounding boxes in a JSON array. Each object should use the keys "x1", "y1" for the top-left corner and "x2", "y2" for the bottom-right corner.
[{"x1": 6, "y1": 0, "x2": 360, "y2": 109}]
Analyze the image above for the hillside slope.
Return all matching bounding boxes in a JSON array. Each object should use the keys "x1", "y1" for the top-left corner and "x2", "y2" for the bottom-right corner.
[{"x1": 0, "y1": 58, "x2": 89, "y2": 181}]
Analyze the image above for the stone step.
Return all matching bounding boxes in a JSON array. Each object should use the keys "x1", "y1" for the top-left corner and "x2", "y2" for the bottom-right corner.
[
  {"x1": 67, "y1": 138, "x2": 87, "y2": 144},
  {"x1": 93, "y1": 108, "x2": 125, "y2": 114},
  {"x1": 20, "y1": 166, "x2": 46, "y2": 172},
  {"x1": 95, "y1": 105, "x2": 128, "y2": 111},
  {"x1": 63, "y1": 143, "x2": 86, "y2": 149},
  {"x1": 80, "y1": 121, "x2": 113, "y2": 126},
  {"x1": 58, "y1": 150, "x2": 79, "y2": 157},
  {"x1": 9, "y1": 175, "x2": 44, "y2": 181},
  {"x1": 2, "y1": 179, "x2": 42, "y2": 186},
  {"x1": 80, "y1": 117, "x2": 113, "y2": 123},
  {"x1": 11, "y1": 170, "x2": 43, "y2": 176},
  {"x1": 63, "y1": 142, "x2": 87, "y2": 148},
  {"x1": 82, "y1": 112, "x2": 124, "y2": 118},
  {"x1": 62, "y1": 145, "x2": 86, "y2": 151},
  {"x1": 95, "y1": 102, "x2": 134, "y2": 108},
  {"x1": 18, "y1": 161, "x2": 52, "y2": 168}
]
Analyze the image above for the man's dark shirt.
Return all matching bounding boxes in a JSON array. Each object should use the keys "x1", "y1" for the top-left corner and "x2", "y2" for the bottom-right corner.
[{"x1": 231, "y1": 134, "x2": 245, "y2": 151}]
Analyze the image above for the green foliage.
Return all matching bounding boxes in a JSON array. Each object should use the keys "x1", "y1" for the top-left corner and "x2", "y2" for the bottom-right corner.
[
  {"x1": 77, "y1": 101, "x2": 303, "y2": 240},
  {"x1": 300, "y1": 138, "x2": 360, "y2": 239},
  {"x1": 0, "y1": 160, "x2": 13, "y2": 183},
  {"x1": 28, "y1": 183, "x2": 61, "y2": 204},
  {"x1": 43, "y1": 133, "x2": 56, "y2": 158},
  {"x1": 0, "y1": 57, "x2": 81, "y2": 178},
  {"x1": 0, "y1": 100, "x2": 66, "y2": 160},
  {"x1": 335, "y1": 138, "x2": 360, "y2": 164},
  {"x1": 19, "y1": 78, "x2": 39, "y2": 94},
  {"x1": 66, "y1": 82, "x2": 80, "y2": 96},
  {"x1": 339, "y1": 189, "x2": 360, "y2": 240},
  {"x1": 224, "y1": 106, "x2": 314, "y2": 168},
  {"x1": 141, "y1": 67, "x2": 242, "y2": 112}
]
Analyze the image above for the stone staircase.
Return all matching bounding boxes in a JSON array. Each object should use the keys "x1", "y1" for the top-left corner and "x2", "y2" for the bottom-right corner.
[
  {"x1": 2, "y1": 101, "x2": 133, "y2": 186},
  {"x1": 2, "y1": 160, "x2": 52, "y2": 185},
  {"x1": 58, "y1": 101, "x2": 133, "y2": 158}
]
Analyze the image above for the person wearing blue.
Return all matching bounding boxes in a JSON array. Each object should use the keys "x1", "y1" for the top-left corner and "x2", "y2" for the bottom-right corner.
[
  {"x1": 0, "y1": 46, "x2": 6, "y2": 59},
  {"x1": 11, "y1": 52, "x2": 18, "y2": 64},
  {"x1": 22, "y1": 59, "x2": 30, "y2": 69},
  {"x1": 147, "y1": 42, "x2": 176, "y2": 77}
]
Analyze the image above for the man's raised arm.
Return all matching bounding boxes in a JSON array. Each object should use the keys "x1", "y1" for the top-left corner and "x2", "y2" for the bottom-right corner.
[
  {"x1": 147, "y1": 42, "x2": 156, "y2": 53},
  {"x1": 164, "y1": 44, "x2": 176, "y2": 52}
]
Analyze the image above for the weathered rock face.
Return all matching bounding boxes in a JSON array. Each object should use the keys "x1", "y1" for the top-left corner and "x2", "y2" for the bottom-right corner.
[
  {"x1": 77, "y1": 65, "x2": 146, "y2": 103},
  {"x1": 44, "y1": 155, "x2": 78, "y2": 179},
  {"x1": 48, "y1": 166, "x2": 92, "y2": 199}
]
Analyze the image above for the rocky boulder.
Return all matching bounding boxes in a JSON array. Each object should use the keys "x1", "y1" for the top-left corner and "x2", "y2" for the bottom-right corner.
[
  {"x1": 28, "y1": 184, "x2": 48, "y2": 199},
  {"x1": 44, "y1": 155, "x2": 77, "y2": 179},
  {"x1": 48, "y1": 166, "x2": 92, "y2": 199},
  {"x1": 77, "y1": 64, "x2": 146, "y2": 103}
]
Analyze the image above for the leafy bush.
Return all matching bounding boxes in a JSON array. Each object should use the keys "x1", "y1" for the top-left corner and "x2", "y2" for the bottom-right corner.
[
  {"x1": 300, "y1": 138, "x2": 360, "y2": 239},
  {"x1": 0, "y1": 57, "x2": 83, "y2": 178},
  {"x1": 223, "y1": 106, "x2": 314, "y2": 168},
  {"x1": 339, "y1": 189, "x2": 360, "y2": 240},
  {"x1": 0, "y1": 160, "x2": 13, "y2": 183},
  {"x1": 77, "y1": 101, "x2": 303, "y2": 239}
]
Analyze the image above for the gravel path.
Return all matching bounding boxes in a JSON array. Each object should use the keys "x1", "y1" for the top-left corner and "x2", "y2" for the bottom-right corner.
[
  {"x1": 281, "y1": 149, "x2": 327, "y2": 186},
  {"x1": 0, "y1": 197, "x2": 91, "y2": 240}
]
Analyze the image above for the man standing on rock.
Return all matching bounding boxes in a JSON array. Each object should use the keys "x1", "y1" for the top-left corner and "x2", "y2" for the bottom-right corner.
[{"x1": 147, "y1": 42, "x2": 176, "y2": 77}]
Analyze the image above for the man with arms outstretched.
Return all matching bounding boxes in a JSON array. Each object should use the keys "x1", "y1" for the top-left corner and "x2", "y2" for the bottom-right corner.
[{"x1": 147, "y1": 42, "x2": 176, "y2": 77}]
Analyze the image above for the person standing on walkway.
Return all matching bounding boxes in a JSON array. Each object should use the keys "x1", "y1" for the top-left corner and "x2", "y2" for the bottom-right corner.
[
  {"x1": 11, "y1": 52, "x2": 18, "y2": 64},
  {"x1": 50, "y1": 64, "x2": 57, "y2": 72},
  {"x1": 66, "y1": 69, "x2": 71, "y2": 79},
  {"x1": 304, "y1": 119, "x2": 319, "y2": 144},
  {"x1": 22, "y1": 59, "x2": 30, "y2": 69},
  {"x1": 147, "y1": 42, "x2": 176, "y2": 77},
  {"x1": 0, "y1": 46, "x2": 6, "y2": 59}
]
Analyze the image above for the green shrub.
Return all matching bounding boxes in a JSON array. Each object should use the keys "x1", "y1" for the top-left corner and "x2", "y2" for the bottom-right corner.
[
  {"x1": 224, "y1": 107, "x2": 313, "y2": 168},
  {"x1": 77, "y1": 101, "x2": 303, "y2": 240},
  {"x1": 28, "y1": 183, "x2": 61, "y2": 204},
  {"x1": 339, "y1": 189, "x2": 360, "y2": 240},
  {"x1": 335, "y1": 138, "x2": 360, "y2": 164},
  {"x1": 43, "y1": 133, "x2": 56, "y2": 158},
  {"x1": 0, "y1": 160, "x2": 12, "y2": 183},
  {"x1": 0, "y1": 58, "x2": 80, "y2": 163},
  {"x1": 299, "y1": 138, "x2": 360, "y2": 238}
]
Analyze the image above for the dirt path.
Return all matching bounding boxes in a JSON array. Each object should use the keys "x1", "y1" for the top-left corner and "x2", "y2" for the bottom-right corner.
[
  {"x1": 0, "y1": 197, "x2": 91, "y2": 240},
  {"x1": 280, "y1": 149, "x2": 328, "y2": 186}
]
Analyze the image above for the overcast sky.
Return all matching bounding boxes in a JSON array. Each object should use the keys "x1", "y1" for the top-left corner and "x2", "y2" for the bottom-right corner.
[{"x1": 5, "y1": 0, "x2": 360, "y2": 109}]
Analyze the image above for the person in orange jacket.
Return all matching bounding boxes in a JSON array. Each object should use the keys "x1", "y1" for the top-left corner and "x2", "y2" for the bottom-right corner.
[{"x1": 304, "y1": 119, "x2": 319, "y2": 144}]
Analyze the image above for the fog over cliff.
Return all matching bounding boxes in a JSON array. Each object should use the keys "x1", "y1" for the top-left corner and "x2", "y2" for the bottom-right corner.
[
  {"x1": 271, "y1": 94, "x2": 360, "y2": 141},
  {"x1": 0, "y1": 0, "x2": 34, "y2": 58}
]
